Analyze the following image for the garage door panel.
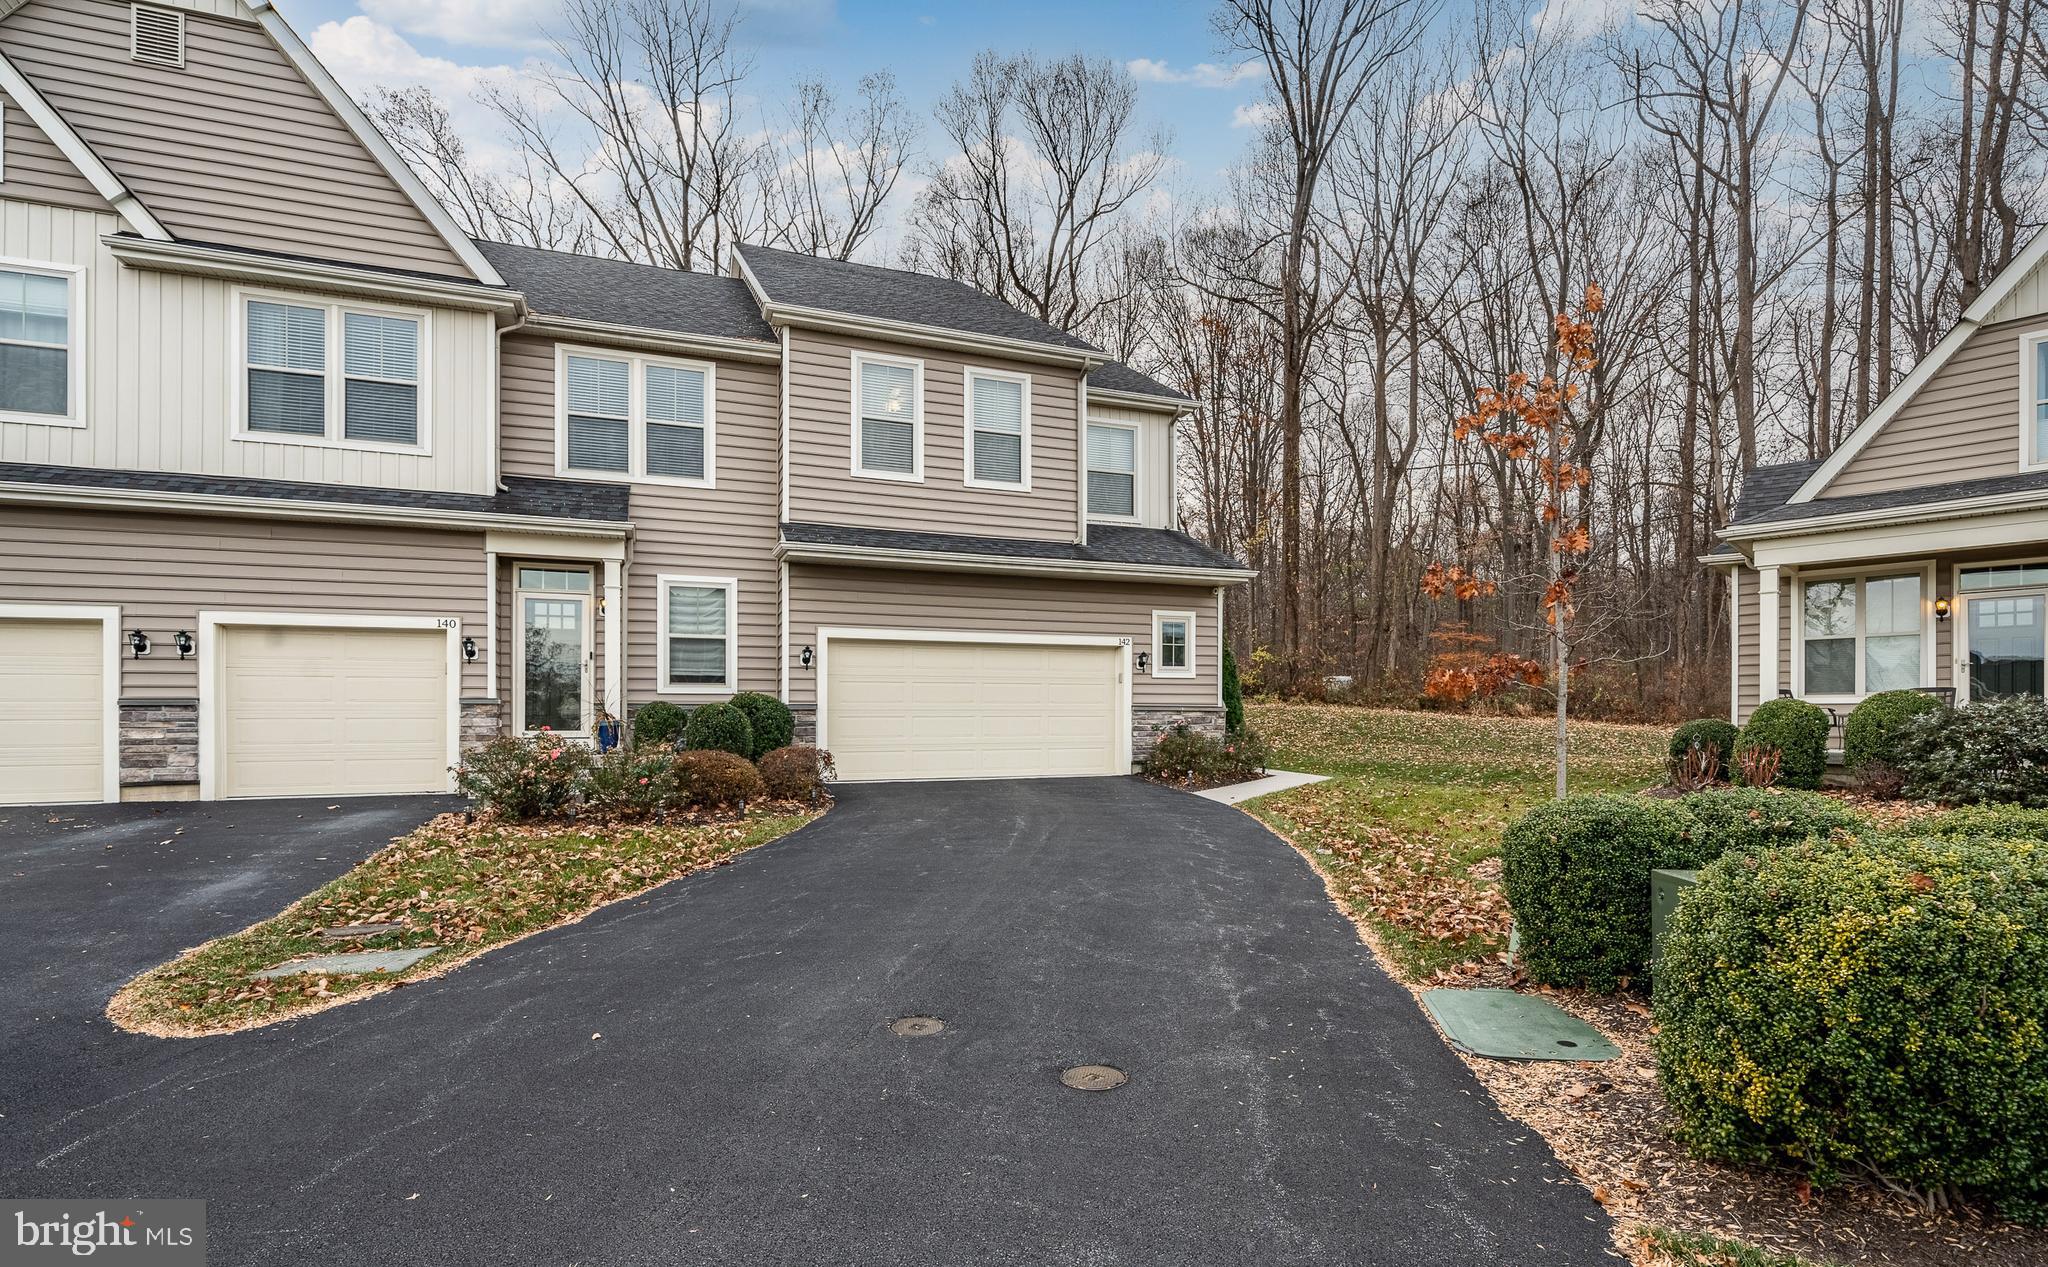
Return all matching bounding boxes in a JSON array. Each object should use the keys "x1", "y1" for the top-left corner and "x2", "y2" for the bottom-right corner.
[{"x1": 0, "y1": 619, "x2": 106, "y2": 805}]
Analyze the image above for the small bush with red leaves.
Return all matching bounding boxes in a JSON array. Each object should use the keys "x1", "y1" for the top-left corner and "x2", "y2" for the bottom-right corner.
[
  {"x1": 673, "y1": 749, "x2": 766, "y2": 809},
  {"x1": 758, "y1": 745, "x2": 835, "y2": 801},
  {"x1": 453, "y1": 733, "x2": 592, "y2": 821}
]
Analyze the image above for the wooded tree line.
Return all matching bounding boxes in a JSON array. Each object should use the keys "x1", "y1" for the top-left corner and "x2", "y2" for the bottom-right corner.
[{"x1": 373, "y1": 0, "x2": 2048, "y2": 720}]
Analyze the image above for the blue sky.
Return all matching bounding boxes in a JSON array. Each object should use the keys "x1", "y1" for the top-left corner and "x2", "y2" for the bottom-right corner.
[{"x1": 281, "y1": 0, "x2": 1275, "y2": 196}]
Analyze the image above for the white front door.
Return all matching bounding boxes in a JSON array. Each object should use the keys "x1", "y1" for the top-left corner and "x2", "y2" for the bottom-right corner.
[{"x1": 515, "y1": 566, "x2": 592, "y2": 735}]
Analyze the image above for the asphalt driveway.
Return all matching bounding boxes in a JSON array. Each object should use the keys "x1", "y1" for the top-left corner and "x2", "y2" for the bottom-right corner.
[{"x1": 0, "y1": 780, "x2": 1617, "y2": 1265}]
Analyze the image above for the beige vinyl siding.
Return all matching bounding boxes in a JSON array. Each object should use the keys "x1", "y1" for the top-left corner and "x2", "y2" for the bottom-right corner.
[
  {"x1": 787, "y1": 564, "x2": 1217, "y2": 710},
  {"x1": 0, "y1": 95, "x2": 112, "y2": 212},
  {"x1": 1734, "y1": 565, "x2": 1758, "y2": 722},
  {"x1": 786, "y1": 327, "x2": 1083, "y2": 541},
  {"x1": 497, "y1": 333, "x2": 782, "y2": 703},
  {"x1": 0, "y1": 504, "x2": 489, "y2": 696},
  {"x1": 0, "y1": 0, "x2": 473, "y2": 279},
  {"x1": 1821, "y1": 316, "x2": 2033, "y2": 497},
  {"x1": 0, "y1": 199, "x2": 497, "y2": 491}
]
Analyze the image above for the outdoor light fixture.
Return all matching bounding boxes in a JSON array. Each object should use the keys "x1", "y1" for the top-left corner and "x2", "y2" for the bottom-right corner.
[
  {"x1": 800, "y1": 645, "x2": 815, "y2": 668},
  {"x1": 172, "y1": 630, "x2": 195, "y2": 658},
  {"x1": 126, "y1": 629, "x2": 152, "y2": 658},
  {"x1": 1933, "y1": 597, "x2": 1953, "y2": 622},
  {"x1": 1135, "y1": 650, "x2": 1151, "y2": 673},
  {"x1": 462, "y1": 636, "x2": 479, "y2": 662}
]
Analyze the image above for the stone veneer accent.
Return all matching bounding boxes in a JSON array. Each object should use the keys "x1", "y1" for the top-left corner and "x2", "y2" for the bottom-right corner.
[
  {"x1": 791, "y1": 705, "x2": 818, "y2": 746},
  {"x1": 118, "y1": 698, "x2": 198, "y2": 789},
  {"x1": 460, "y1": 698, "x2": 504, "y2": 750},
  {"x1": 1132, "y1": 707, "x2": 1226, "y2": 761}
]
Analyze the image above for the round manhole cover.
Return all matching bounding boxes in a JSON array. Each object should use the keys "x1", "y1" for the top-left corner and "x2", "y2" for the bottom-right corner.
[
  {"x1": 890, "y1": 1016, "x2": 945, "y2": 1037},
  {"x1": 1060, "y1": 1064, "x2": 1128, "y2": 1092}
]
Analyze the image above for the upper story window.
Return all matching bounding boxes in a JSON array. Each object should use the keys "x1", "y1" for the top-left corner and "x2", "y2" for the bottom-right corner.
[
  {"x1": 965, "y1": 367, "x2": 1030, "y2": 490},
  {"x1": 2026, "y1": 332, "x2": 2048, "y2": 467},
  {"x1": 241, "y1": 293, "x2": 424, "y2": 448},
  {"x1": 0, "y1": 261, "x2": 81, "y2": 425},
  {"x1": 560, "y1": 348, "x2": 714, "y2": 486},
  {"x1": 853, "y1": 352, "x2": 922, "y2": 481},
  {"x1": 1086, "y1": 422, "x2": 1138, "y2": 520},
  {"x1": 1152, "y1": 610, "x2": 1195, "y2": 678},
  {"x1": 1799, "y1": 570, "x2": 1925, "y2": 698}
]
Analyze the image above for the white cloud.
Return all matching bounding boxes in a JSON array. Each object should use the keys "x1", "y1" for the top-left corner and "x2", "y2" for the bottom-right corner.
[
  {"x1": 308, "y1": 17, "x2": 531, "y2": 171},
  {"x1": 1127, "y1": 57, "x2": 1262, "y2": 89},
  {"x1": 1231, "y1": 100, "x2": 1280, "y2": 129},
  {"x1": 358, "y1": 0, "x2": 558, "y2": 50},
  {"x1": 1528, "y1": 0, "x2": 1636, "y2": 39}
]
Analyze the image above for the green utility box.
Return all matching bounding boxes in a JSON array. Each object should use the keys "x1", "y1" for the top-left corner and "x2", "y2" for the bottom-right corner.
[{"x1": 1650, "y1": 868, "x2": 1700, "y2": 971}]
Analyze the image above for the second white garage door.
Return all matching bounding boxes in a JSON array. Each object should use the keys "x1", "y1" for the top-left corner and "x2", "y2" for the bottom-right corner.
[
  {"x1": 824, "y1": 638, "x2": 1123, "y2": 781},
  {"x1": 219, "y1": 625, "x2": 451, "y2": 799},
  {"x1": 0, "y1": 617, "x2": 108, "y2": 805}
]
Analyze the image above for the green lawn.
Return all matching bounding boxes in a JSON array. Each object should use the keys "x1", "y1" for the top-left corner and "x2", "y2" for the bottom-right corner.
[{"x1": 1244, "y1": 703, "x2": 1668, "y2": 980}]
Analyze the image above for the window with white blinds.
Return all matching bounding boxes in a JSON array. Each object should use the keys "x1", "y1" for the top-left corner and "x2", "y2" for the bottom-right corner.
[
  {"x1": 0, "y1": 264, "x2": 79, "y2": 421},
  {"x1": 241, "y1": 294, "x2": 424, "y2": 447},
  {"x1": 1086, "y1": 423, "x2": 1138, "y2": 518},
  {"x1": 855, "y1": 354, "x2": 920, "y2": 478},
  {"x1": 560, "y1": 349, "x2": 715, "y2": 483},
  {"x1": 966, "y1": 369, "x2": 1028, "y2": 488},
  {"x1": 660, "y1": 577, "x2": 737, "y2": 692}
]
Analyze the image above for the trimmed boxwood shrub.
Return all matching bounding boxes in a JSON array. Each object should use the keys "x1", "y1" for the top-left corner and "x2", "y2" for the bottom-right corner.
[
  {"x1": 730, "y1": 692, "x2": 795, "y2": 760},
  {"x1": 1735, "y1": 698, "x2": 1831, "y2": 790},
  {"x1": 1896, "y1": 695, "x2": 2048, "y2": 806},
  {"x1": 632, "y1": 700, "x2": 687, "y2": 749},
  {"x1": 1222, "y1": 646, "x2": 1246, "y2": 736},
  {"x1": 1654, "y1": 833, "x2": 2048, "y2": 1222},
  {"x1": 1676, "y1": 787, "x2": 1863, "y2": 859},
  {"x1": 1500, "y1": 794, "x2": 1700, "y2": 991},
  {"x1": 673, "y1": 749, "x2": 766, "y2": 809},
  {"x1": 683, "y1": 701, "x2": 754, "y2": 758},
  {"x1": 1668, "y1": 718, "x2": 1738, "y2": 773},
  {"x1": 1842, "y1": 689, "x2": 1944, "y2": 774},
  {"x1": 1916, "y1": 804, "x2": 2048, "y2": 842}
]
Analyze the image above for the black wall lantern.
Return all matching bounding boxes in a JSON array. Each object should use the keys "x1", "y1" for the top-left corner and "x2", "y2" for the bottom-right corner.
[
  {"x1": 126, "y1": 629, "x2": 152, "y2": 658},
  {"x1": 1135, "y1": 650, "x2": 1151, "y2": 673},
  {"x1": 462, "y1": 636, "x2": 479, "y2": 662},
  {"x1": 172, "y1": 630, "x2": 195, "y2": 658},
  {"x1": 800, "y1": 645, "x2": 815, "y2": 668}
]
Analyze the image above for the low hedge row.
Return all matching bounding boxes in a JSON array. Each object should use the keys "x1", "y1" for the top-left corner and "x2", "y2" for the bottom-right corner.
[{"x1": 455, "y1": 734, "x2": 833, "y2": 821}]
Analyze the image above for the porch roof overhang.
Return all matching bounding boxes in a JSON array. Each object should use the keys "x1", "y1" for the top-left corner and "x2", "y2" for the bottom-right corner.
[
  {"x1": 1726, "y1": 497, "x2": 2048, "y2": 570},
  {"x1": 776, "y1": 521, "x2": 1257, "y2": 584}
]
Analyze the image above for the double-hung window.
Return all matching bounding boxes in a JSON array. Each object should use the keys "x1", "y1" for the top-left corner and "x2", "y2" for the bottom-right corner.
[
  {"x1": 1799, "y1": 571, "x2": 1925, "y2": 698},
  {"x1": 1086, "y1": 422, "x2": 1138, "y2": 519},
  {"x1": 853, "y1": 352, "x2": 921, "y2": 479},
  {"x1": 561, "y1": 349, "x2": 714, "y2": 484},
  {"x1": 0, "y1": 260, "x2": 81, "y2": 423},
  {"x1": 965, "y1": 368, "x2": 1029, "y2": 489},
  {"x1": 2026, "y1": 331, "x2": 2048, "y2": 467},
  {"x1": 1153, "y1": 610, "x2": 1195, "y2": 678},
  {"x1": 658, "y1": 576, "x2": 737, "y2": 694},
  {"x1": 242, "y1": 294, "x2": 423, "y2": 447}
]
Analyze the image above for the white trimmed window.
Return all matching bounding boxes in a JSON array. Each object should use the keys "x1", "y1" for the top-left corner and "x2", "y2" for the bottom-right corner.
[
  {"x1": 1086, "y1": 422, "x2": 1138, "y2": 519},
  {"x1": 1152, "y1": 610, "x2": 1195, "y2": 678},
  {"x1": 0, "y1": 260, "x2": 81, "y2": 424},
  {"x1": 1798, "y1": 571, "x2": 1926, "y2": 699},
  {"x1": 658, "y1": 575, "x2": 737, "y2": 694},
  {"x1": 2026, "y1": 331, "x2": 2048, "y2": 467},
  {"x1": 964, "y1": 367, "x2": 1029, "y2": 489},
  {"x1": 560, "y1": 348, "x2": 715, "y2": 485},
  {"x1": 240, "y1": 293, "x2": 423, "y2": 447},
  {"x1": 852, "y1": 352, "x2": 922, "y2": 480}
]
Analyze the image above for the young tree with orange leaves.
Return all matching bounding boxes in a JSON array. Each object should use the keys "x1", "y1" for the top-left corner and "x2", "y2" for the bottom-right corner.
[{"x1": 1423, "y1": 283, "x2": 1604, "y2": 797}]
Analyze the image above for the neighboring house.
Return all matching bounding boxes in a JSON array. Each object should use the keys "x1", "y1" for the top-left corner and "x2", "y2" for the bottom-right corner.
[
  {"x1": 1713, "y1": 226, "x2": 2048, "y2": 733},
  {"x1": 0, "y1": 0, "x2": 1252, "y2": 806}
]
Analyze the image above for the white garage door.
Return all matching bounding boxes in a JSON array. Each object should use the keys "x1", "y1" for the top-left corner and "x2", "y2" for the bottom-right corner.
[
  {"x1": 220, "y1": 625, "x2": 450, "y2": 799},
  {"x1": 825, "y1": 638, "x2": 1122, "y2": 781},
  {"x1": 0, "y1": 618, "x2": 106, "y2": 805}
]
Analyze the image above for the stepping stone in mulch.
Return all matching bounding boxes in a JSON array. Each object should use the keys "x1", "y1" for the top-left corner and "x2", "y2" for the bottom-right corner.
[
  {"x1": 1421, "y1": 987, "x2": 1621, "y2": 1062},
  {"x1": 313, "y1": 923, "x2": 407, "y2": 941},
  {"x1": 250, "y1": 948, "x2": 438, "y2": 979}
]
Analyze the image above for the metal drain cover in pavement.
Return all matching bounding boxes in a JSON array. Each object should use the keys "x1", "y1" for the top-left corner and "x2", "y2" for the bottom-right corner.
[
  {"x1": 1420, "y1": 988, "x2": 1620, "y2": 1062},
  {"x1": 890, "y1": 1016, "x2": 945, "y2": 1037},
  {"x1": 1060, "y1": 1064, "x2": 1128, "y2": 1091}
]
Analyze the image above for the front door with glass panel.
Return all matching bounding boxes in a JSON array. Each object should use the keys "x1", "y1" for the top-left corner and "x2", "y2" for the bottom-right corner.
[
  {"x1": 516, "y1": 566, "x2": 591, "y2": 733},
  {"x1": 1965, "y1": 595, "x2": 2046, "y2": 700}
]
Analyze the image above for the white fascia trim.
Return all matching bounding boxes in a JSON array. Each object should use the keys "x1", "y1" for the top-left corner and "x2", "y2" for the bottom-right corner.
[
  {"x1": 197, "y1": 610, "x2": 464, "y2": 799},
  {"x1": 1962, "y1": 225, "x2": 2048, "y2": 326},
  {"x1": 523, "y1": 315, "x2": 781, "y2": 365},
  {"x1": 1087, "y1": 387, "x2": 1189, "y2": 413},
  {"x1": 244, "y1": 2, "x2": 505, "y2": 288},
  {"x1": 1789, "y1": 319, "x2": 1976, "y2": 503},
  {"x1": 1748, "y1": 502, "x2": 2048, "y2": 571},
  {"x1": 0, "y1": 601, "x2": 121, "y2": 802},
  {"x1": 0, "y1": 480, "x2": 631, "y2": 539},
  {"x1": 1722, "y1": 485, "x2": 2048, "y2": 543},
  {"x1": 0, "y1": 52, "x2": 170, "y2": 241},
  {"x1": 0, "y1": 0, "x2": 31, "y2": 21},
  {"x1": 764, "y1": 301, "x2": 1102, "y2": 370},
  {"x1": 776, "y1": 539, "x2": 1257, "y2": 584},
  {"x1": 104, "y1": 236, "x2": 520, "y2": 315},
  {"x1": 483, "y1": 529, "x2": 626, "y2": 563}
]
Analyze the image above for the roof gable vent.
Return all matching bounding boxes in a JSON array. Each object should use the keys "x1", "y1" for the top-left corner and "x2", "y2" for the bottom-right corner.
[{"x1": 129, "y1": 5, "x2": 185, "y2": 68}]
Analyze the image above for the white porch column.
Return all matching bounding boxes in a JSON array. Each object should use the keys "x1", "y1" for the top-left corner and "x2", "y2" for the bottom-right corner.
[
  {"x1": 602, "y1": 557, "x2": 624, "y2": 718},
  {"x1": 1757, "y1": 564, "x2": 1781, "y2": 699}
]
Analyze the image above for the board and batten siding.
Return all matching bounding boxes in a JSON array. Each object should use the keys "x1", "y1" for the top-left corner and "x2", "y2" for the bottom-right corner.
[
  {"x1": 497, "y1": 333, "x2": 782, "y2": 704},
  {"x1": 0, "y1": 199, "x2": 497, "y2": 491},
  {"x1": 786, "y1": 564, "x2": 1218, "y2": 711},
  {"x1": 0, "y1": 0, "x2": 474, "y2": 279},
  {"x1": 0, "y1": 95, "x2": 112, "y2": 212},
  {"x1": 785, "y1": 327, "x2": 1084, "y2": 541},
  {"x1": 0, "y1": 504, "x2": 489, "y2": 697},
  {"x1": 1086, "y1": 402, "x2": 1178, "y2": 530}
]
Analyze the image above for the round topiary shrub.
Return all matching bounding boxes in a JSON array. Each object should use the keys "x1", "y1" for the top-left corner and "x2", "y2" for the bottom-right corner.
[
  {"x1": 1500, "y1": 794, "x2": 1700, "y2": 991},
  {"x1": 1842, "y1": 689, "x2": 1943, "y2": 775},
  {"x1": 632, "y1": 700, "x2": 687, "y2": 749},
  {"x1": 683, "y1": 701, "x2": 754, "y2": 758},
  {"x1": 1668, "y1": 718, "x2": 1738, "y2": 772},
  {"x1": 1676, "y1": 787, "x2": 1864, "y2": 861},
  {"x1": 1654, "y1": 833, "x2": 2048, "y2": 1222},
  {"x1": 673, "y1": 749, "x2": 767, "y2": 809},
  {"x1": 729, "y1": 692, "x2": 795, "y2": 760},
  {"x1": 1735, "y1": 698, "x2": 1831, "y2": 790}
]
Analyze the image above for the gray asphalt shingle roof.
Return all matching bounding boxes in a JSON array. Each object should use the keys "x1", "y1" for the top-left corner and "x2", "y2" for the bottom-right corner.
[
  {"x1": 0, "y1": 462, "x2": 631, "y2": 523},
  {"x1": 1735, "y1": 466, "x2": 2048, "y2": 529},
  {"x1": 781, "y1": 520, "x2": 1247, "y2": 572},
  {"x1": 474, "y1": 240, "x2": 776, "y2": 345},
  {"x1": 1087, "y1": 362, "x2": 1191, "y2": 404}
]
